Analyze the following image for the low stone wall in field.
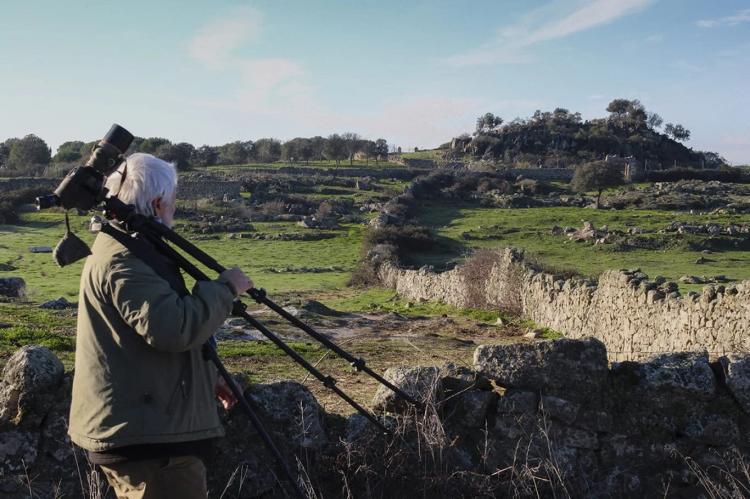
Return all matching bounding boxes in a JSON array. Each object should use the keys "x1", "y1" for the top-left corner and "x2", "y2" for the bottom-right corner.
[
  {"x1": 379, "y1": 248, "x2": 750, "y2": 361},
  {"x1": 504, "y1": 167, "x2": 574, "y2": 181},
  {"x1": 3, "y1": 339, "x2": 750, "y2": 498},
  {"x1": 178, "y1": 180, "x2": 242, "y2": 200},
  {"x1": 0, "y1": 178, "x2": 58, "y2": 193}
]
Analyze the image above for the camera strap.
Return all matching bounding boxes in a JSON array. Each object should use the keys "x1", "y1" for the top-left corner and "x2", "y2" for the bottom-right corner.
[{"x1": 100, "y1": 223, "x2": 189, "y2": 297}]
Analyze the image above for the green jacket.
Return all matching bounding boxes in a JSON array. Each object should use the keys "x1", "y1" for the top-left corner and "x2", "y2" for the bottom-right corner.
[{"x1": 68, "y1": 230, "x2": 235, "y2": 452}]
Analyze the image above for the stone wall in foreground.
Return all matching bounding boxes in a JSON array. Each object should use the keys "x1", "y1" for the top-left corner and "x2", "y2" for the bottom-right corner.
[
  {"x1": 379, "y1": 248, "x2": 750, "y2": 360},
  {"x1": 4, "y1": 340, "x2": 750, "y2": 498}
]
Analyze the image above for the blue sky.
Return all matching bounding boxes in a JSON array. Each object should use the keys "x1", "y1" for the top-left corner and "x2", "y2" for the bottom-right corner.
[{"x1": 1, "y1": 0, "x2": 748, "y2": 163}]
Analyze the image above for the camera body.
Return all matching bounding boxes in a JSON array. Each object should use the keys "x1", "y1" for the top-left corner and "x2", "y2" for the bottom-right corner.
[{"x1": 36, "y1": 124, "x2": 134, "y2": 211}]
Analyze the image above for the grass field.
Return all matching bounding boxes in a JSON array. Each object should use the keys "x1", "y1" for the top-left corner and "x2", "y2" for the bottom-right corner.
[
  {"x1": 0, "y1": 210, "x2": 365, "y2": 302},
  {"x1": 412, "y1": 200, "x2": 750, "y2": 290}
]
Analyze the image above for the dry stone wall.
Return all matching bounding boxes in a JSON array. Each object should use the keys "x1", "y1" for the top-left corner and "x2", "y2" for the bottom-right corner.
[
  {"x1": 5, "y1": 340, "x2": 750, "y2": 497},
  {"x1": 379, "y1": 249, "x2": 750, "y2": 361}
]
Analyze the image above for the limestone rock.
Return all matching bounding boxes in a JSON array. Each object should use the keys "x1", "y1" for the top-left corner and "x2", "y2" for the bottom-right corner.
[
  {"x1": 496, "y1": 390, "x2": 538, "y2": 414},
  {"x1": 473, "y1": 338, "x2": 608, "y2": 402},
  {"x1": 631, "y1": 352, "x2": 716, "y2": 402},
  {"x1": 439, "y1": 362, "x2": 490, "y2": 393},
  {"x1": 246, "y1": 381, "x2": 327, "y2": 450},
  {"x1": 0, "y1": 346, "x2": 64, "y2": 428},
  {"x1": 541, "y1": 396, "x2": 580, "y2": 424},
  {"x1": 0, "y1": 430, "x2": 38, "y2": 473},
  {"x1": 449, "y1": 390, "x2": 496, "y2": 428},
  {"x1": 721, "y1": 354, "x2": 750, "y2": 414},
  {"x1": 300, "y1": 300, "x2": 345, "y2": 317},
  {"x1": 372, "y1": 366, "x2": 442, "y2": 413},
  {"x1": 0, "y1": 277, "x2": 26, "y2": 298}
]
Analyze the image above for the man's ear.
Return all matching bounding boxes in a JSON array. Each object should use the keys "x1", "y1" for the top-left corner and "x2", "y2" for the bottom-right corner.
[{"x1": 152, "y1": 197, "x2": 162, "y2": 213}]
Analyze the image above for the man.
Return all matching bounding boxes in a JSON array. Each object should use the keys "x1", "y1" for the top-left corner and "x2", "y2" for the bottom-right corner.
[{"x1": 68, "y1": 153, "x2": 253, "y2": 498}]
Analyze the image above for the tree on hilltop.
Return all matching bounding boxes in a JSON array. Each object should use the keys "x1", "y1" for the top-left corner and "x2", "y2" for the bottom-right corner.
[
  {"x1": 571, "y1": 161, "x2": 624, "y2": 208},
  {"x1": 255, "y1": 138, "x2": 281, "y2": 163},
  {"x1": 664, "y1": 123, "x2": 691, "y2": 142},
  {"x1": 374, "y1": 138, "x2": 388, "y2": 164},
  {"x1": 324, "y1": 134, "x2": 347, "y2": 166},
  {"x1": 476, "y1": 112, "x2": 503, "y2": 134},
  {"x1": 342, "y1": 132, "x2": 362, "y2": 166}
]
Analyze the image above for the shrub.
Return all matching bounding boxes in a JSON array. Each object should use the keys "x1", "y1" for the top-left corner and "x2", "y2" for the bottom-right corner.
[{"x1": 364, "y1": 225, "x2": 435, "y2": 254}]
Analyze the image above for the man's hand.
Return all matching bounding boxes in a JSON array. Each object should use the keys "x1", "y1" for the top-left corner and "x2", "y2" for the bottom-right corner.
[
  {"x1": 215, "y1": 376, "x2": 238, "y2": 411},
  {"x1": 219, "y1": 267, "x2": 253, "y2": 297}
]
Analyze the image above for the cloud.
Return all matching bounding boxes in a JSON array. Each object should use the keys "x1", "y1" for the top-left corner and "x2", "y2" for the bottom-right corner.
[
  {"x1": 188, "y1": 8, "x2": 313, "y2": 117},
  {"x1": 445, "y1": 0, "x2": 654, "y2": 66},
  {"x1": 188, "y1": 7, "x2": 263, "y2": 68},
  {"x1": 696, "y1": 8, "x2": 750, "y2": 28}
]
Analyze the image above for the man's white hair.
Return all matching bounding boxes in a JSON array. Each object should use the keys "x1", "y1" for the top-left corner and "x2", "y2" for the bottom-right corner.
[{"x1": 105, "y1": 153, "x2": 177, "y2": 217}]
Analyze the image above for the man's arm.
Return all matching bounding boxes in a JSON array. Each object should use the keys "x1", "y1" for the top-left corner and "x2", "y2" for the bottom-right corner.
[{"x1": 107, "y1": 256, "x2": 235, "y2": 352}]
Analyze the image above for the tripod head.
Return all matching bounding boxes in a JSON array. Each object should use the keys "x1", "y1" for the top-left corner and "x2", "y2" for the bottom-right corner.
[{"x1": 36, "y1": 124, "x2": 134, "y2": 211}]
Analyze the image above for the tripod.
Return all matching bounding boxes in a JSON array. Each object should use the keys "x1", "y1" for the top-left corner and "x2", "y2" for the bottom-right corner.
[{"x1": 99, "y1": 194, "x2": 422, "y2": 498}]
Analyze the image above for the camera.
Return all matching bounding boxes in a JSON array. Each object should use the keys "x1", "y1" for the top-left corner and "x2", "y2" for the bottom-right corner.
[{"x1": 36, "y1": 124, "x2": 134, "y2": 211}]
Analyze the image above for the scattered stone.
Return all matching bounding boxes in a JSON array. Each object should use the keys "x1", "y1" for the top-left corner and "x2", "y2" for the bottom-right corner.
[
  {"x1": 300, "y1": 300, "x2": 345, "y2": 317},
  {"x1": 39, "y1": 297, "x2": 76, "y2": 310},
  {"x1": 0, "y1": 277, "x2": 26, "y2": 298},
  {"x1": 29, "y1": 246, "x2": 53, "y2": 253},
  {"x1": 524, "y1": 328, "x2": 543, "y2": 339}
]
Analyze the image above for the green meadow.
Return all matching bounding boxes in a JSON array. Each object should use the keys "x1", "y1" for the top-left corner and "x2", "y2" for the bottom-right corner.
[
  {"x1": 0, "y1": 211, "x2": 365, "y2": 302},
  {"x1": 412, "y1": 201, "x2": 750, "y2": 290}
]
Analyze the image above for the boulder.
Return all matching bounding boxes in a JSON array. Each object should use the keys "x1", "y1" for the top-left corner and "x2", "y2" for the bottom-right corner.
[
  {"x1": 372, "y1": 366, "x2": 442, "y2": 413},
  {"x1": 246, "y1": 381, "x2": 327, "y2": 451},
  {"x1": 449, "y1": 390, "x2": 496, "y2": 428},
  {"x1": 300, "y1": 300, "x2": 345, "y2": 317},
  {"x1": 496, "y1": 390, "x2": 538, "y2": 415},
  {"x1": 0, "y1": 277, "x2": 26, "y2": 298},
  {"x1": 611, "y1": 352, "x2": 715, "y2": 408},
  {"x1": 0, "y1": 346, "x2": 64, "y2": 428},
  {"x1": 473, "y1": 338, "x2": 608, "y2": 402},
  {"x1": 721, "y1": 354, "x2": 750, "y2": 414}
]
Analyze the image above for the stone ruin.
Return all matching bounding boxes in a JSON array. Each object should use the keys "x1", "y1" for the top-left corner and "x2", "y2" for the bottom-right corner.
[{"x1": 2, "y1": 338, "x2": 750, "y2": 498}]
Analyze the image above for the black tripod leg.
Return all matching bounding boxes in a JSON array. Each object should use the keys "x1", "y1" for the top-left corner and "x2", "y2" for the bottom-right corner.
[
  {"x1": 204, "y1": 344, "x2": 306, "y2": 499},
  {"x1": 248, "y1": 289, "x2": 424, "y2": 410}
]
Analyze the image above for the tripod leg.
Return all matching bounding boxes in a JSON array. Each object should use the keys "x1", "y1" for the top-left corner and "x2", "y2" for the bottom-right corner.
[{"x1": 203, "y1": 344, "x2": 306, "y2": 499}]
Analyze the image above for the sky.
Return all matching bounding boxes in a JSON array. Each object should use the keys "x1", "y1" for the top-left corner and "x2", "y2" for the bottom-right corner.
[{"x1": 0, "y1": 0, "x2": 749, "y2": 164}]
